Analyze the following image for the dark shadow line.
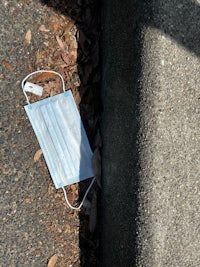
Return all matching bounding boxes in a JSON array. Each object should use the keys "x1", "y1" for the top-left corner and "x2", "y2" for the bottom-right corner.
[
  {"x1": 139, "y1": 0, "x2": 200, "y2": 56},
  {"x1": 39, "y1": 1, "x2": 101, "y2": 266}
]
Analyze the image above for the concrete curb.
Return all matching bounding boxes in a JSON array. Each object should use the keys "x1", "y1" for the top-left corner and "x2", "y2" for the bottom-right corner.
[{"x1": 101, "y1": 1, "x2": 200, "y2": 266}]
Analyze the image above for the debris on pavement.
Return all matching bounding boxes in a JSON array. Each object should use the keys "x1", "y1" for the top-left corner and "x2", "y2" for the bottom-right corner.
[
  {"x1": 47, "y1": 254, "x2": 58, "y2": 267},
  {"x1": 33, "y1": 149, "x2": 43, "y2": 162},
  {"x1": 2, "y1": 59, "x2": 14, "y2": 71},
  {"x1": 24, "y1": 29, "x2": 32, "y2": 44}
]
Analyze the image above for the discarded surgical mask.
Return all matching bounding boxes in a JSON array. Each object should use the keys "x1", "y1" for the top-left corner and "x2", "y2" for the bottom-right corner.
[{"x1": 22, "y1": 70, "x2": 95, "y2": 210}]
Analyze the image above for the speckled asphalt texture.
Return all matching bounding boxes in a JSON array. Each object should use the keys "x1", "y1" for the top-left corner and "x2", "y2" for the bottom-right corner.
[
  {"x1": 0, "y1": 1, "x2": 80, "y2": 266},
  {"x1": 101, "y1": 0, "x2": 200, "y2": 266}
]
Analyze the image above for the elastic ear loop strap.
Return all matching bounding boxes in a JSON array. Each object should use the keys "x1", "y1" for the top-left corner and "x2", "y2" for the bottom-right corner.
[
  {"x1": 62, "y1": 177, "x2": 96, "y2": 210},
  {"x1": 21, "y1": 70, "x2": 65, "y2": 105},
  {"x1": 22, "y1": 70, "x2": 96, "y2": 210}
]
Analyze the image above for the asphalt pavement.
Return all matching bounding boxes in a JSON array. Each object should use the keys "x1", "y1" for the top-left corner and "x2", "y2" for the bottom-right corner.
[{"x1": 0, "y1": 1, "x2": 80, "y2": 266}]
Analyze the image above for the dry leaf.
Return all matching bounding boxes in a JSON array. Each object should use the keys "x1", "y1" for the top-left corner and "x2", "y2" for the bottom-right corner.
[
  {"x1": 56, "y1": 35, "x2": 72, "y2": 66},
  {"x1": 39, "y1": 25, "x2": 50, "y2": 32},
  {"x1": 63, "y1": 20, "x2": 75, "y2": 35},
  {"x1": 34, "y1": 149, "x2": 43, "y2": 162},
  {"x1": 61, "y1": 52, "x2": 71, "y2": 66},
  {"x1": 65, "y1": 223, "x2": 71, "y2": 234},
  {"x1": 47, "y1": 14, "x2": 65, "y2": 33},
  {"x1": 30, "y1": 72, "x2": 57, "y2": 83},
  {"x1": 25, "y1": 29, "x2": 32, "y2": 44},
  {"x1": 2, "y1": 60, "x2": 13, "y2": 71},
  {"x1": 23, "y1": 198, "x2": 31, "y2": 204},
  {"x1": 47, "y1": 254, "x2": 58, "y2": 267},
  {"x1": 55, "y1": 35, "x2": 65, "y2": 53}
]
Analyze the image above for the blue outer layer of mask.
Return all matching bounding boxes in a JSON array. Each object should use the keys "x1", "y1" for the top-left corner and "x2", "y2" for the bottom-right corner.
[{"x1": 24, "y1": 90, "x2": 94, "y2": 189}]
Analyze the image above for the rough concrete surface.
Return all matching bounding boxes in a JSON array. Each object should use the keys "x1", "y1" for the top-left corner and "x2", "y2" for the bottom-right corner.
[
  {"x1": 101, "y1": 0, "x2": 200, "y2": 266},
  {"x1": 136, "y1": 1, "x2": 200, "y2": 266}
]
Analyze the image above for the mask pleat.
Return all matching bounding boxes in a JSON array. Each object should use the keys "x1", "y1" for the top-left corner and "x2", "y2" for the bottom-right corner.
[
  {"x1": 26, "y1": 104, "x2": 66, "y2": 188},
  {"x1": 40, "y1": 101, "x2": 75, "y2": 184},
  {"x1": 68, "y1": 95, "x2": 94, "y2": 178},
  {"x1": 54, "y1": 98, "x2": 81, "y2": 176},
  {"x1": 59, "y1": 96, "x2": 94, "y2": 180}
]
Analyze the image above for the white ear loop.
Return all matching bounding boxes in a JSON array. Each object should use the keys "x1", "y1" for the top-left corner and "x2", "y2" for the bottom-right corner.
[
  {"x1": 21, "y1": 70, "x2": 65, "y2": 105},
  {"x1": 62, "y1": 177, "x2": 96, "y2": 210}
]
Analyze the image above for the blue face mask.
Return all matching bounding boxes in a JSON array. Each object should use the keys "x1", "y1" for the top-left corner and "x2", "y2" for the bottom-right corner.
[{"x1": 22, "y1": 70, "x2": 95, "y2": 209}]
